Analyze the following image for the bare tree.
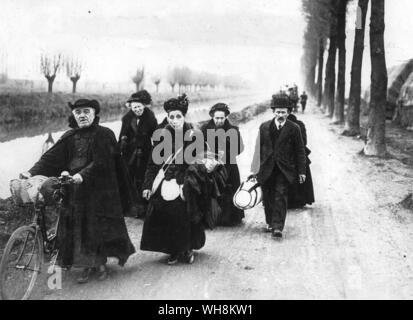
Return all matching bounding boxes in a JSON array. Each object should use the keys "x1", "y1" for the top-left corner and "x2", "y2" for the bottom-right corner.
[
  {"x1": 344, "y1": 0, "x2": 369, "y2": 136},
  {"x1": 322, "y1": 0, "x2": 339, "y2": 117},
  {"x1": 0, "y1": 51, "x2": 8, "y2": 84},
  {"x1": 316, "y1": 38, "x2": 325, "y2": 107},
  {"x1": 175, "y1": 66, "x2": 192, "y2": 93},
  {"x1": 167, "y1": 68, "x2": 179, "y2": 92},
  {"x1": 301, "y1": 0, "x2": 330, "y2": 102},
  {"x1": 152, "y1": 75, "x2": 161, "y2": 93},
  {"x1": 66, "y1": 58, "x2": 82, "y2": 94},
  {"x1": 40, "y1": 53, "x2": 63, "y2": 93},
  {"x1": 332, "y1": 0, "x2": 350, "y2": 124},
  {"x1": 132, "y1": 66, "x2": 145, "y2": 91},
  {"x1": 364, "y1": 0, "x2": 388, "y2": 157}
]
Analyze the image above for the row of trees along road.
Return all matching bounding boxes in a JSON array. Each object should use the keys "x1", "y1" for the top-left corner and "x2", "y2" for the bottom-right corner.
[
  {"x1": 133, "y1": 66, "x2": 249, "y2": 93},
  {"x1": 40, "y1": 57, "x2": 248, "y2": 95},
  {"x1": 301, "y1": 0, "x2": 388, "y2": 157}
]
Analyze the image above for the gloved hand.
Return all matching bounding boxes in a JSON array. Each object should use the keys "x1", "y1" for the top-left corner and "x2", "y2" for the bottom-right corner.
[
  {"x1": 247, "y1": 174, "x2": 258, "y2": 181},
  {"x1": 142, "y1": 190, "x2": 152, "y2": 200},
  {"x1": 19, "y1": 172, "x2": 32, "y2": 179},
  {"x1": 72, "y1": 173, "x2": 83, "y2": 185}
]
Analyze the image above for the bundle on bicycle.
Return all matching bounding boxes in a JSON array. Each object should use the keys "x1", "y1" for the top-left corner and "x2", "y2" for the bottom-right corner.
[
  {"x1": 1, "y1": 99, "x2": 137, "y2": 299},
  {"x1": 0, "y1": 174, "x2": 72, "y2": 300}
]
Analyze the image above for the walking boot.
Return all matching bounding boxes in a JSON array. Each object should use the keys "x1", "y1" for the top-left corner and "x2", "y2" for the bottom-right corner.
[
  {"x1": 77, "y1": 268, "x2": 92, "y2": 284},
  {"x1": 167, "y1": 254, "x2": 179, "y2": 265},
  {"x1": 97, "y1": 265, "x2": 108, "y2": 281},
  {"x1": 182, "y1": 250, "x2": 195, "y2": 264},
  {"x1": 272, "y1": 229, "x2": 283, "y2": 239}
]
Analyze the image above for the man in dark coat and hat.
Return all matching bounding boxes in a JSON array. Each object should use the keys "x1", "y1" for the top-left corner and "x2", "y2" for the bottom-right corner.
[
  {"x1": 119, "y1": 90, "x2": 158, "y2": 218},
  {"x1": 250, "y1": 93, "x2": 307, "y2": 239},
  {"x1": 200, "y1": 103, "x2": 245, "y2": 226},
  {"x1": 20, "y1": 99, "x2": 136, "y2": 284}
]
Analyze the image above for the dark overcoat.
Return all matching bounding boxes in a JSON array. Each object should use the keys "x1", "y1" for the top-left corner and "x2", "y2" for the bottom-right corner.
[
  {"x1": 119, "y1": 108, "x2": 158, "y2": 215},
  {"x1": 119, "y1": 108, "x2": 158, "y2": 178},
  {"x1": 29, "y1": 116, "x2": 136, "y2": 268},
  {"x1": 251, "y1": 119, "x2": 307, "y2": 185},
  {"x1": 287, "y1": 114, "x2": 315, "y2": 208},
  {"x1": 140, "y1": 123, "x2": 206, "y2": 255},
  {"x1": 157, "y1": 117, "x2": 169, "y2": 130},
  {"x1": 200, "y1": 119, "x2": 245, "y2": 226}
]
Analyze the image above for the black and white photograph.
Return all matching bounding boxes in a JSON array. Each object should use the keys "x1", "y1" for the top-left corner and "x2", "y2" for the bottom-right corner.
[{"x1": 0, "y1": 0, "x2": 413, "y2": 305}]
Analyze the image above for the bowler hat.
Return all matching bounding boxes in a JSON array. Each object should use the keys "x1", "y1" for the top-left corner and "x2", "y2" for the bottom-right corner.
[
  {"x1": 271, "y1": 93, "x2": 290, "y2": 110},
  {"x1": 68, "y1": 99, "x2": 101, "y2": 115}
]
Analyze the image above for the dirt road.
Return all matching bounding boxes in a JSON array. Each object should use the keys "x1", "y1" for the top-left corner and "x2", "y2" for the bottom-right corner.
[{"x1": 37, "y1": 104, "x2": 413, "y2": 300}]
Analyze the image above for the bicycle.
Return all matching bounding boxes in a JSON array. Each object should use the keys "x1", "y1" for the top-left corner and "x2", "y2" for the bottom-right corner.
[{"x1": 0, "y1": 172, "x2": 74, "y2": 300}]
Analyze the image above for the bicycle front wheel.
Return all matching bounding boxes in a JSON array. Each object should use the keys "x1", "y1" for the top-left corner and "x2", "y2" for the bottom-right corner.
[{"x1": 0, "y1": 226, "x2": 43, "y2": 300}]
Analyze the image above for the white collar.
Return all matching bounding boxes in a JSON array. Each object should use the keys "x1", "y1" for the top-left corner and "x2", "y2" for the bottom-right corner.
[{"x1": 274, "y1": 118, "x2": 286, "y2": 129}]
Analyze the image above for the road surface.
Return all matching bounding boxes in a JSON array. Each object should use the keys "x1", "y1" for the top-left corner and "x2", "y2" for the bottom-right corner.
[{"x1": 35, "y1": 104, "x2": 413, "y2": 300}]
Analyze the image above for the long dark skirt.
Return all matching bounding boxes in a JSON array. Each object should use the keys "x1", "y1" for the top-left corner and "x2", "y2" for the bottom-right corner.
[
  {"x1": 127, "y1": 154, "x2": 150, "y2": 218},
  {"x1": 288, "y1": 163, "x2": 315, "y2": 209},
  {"x1": 218, "y1": 164, "x2": 245, "y2": 226},
  {"x1": 56, "y1": 204, "x2": 136, "y2": 269},
  {"x1": 140, "y1": 192, "x2": 205, "y2": 255}
]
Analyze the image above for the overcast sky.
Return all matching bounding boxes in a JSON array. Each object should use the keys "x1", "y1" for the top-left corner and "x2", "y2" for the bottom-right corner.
[{"x1": 0, "y1": 0, "x2": 412, "y2": 92}]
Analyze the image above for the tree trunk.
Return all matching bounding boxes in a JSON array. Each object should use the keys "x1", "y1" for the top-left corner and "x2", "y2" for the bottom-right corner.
[
  {"x1": 333, "y1": 0, "x2": 348, "y2": 124},
  {"x1": 71, "y1": 80, "x2": 78, "y2": 94},
  {"x1": 322, "y1": 32, "x2": 337, "y2": 116},
  {"x1": 344, "y1": 0, "x2": 369, "y2": 136},
  {"x1": 309, "y1": 63, "x2": 317, "y2": 97},
  {"x1": 364, "y1": 0, "x2": 387, "y2": 157},
  {"x1": 170, "y1": 84, "x2": 175, "y2": 92},
  {"x1": 317, "y1": 38, "x2": 325, "y2": 107},
  {"x1": 46, "y1": 75, "x2": 55, "y2": 93},
  {"x1": 135, "y1": 82, "x2": 140, "y2": 92},
  {"x1": 156, "y1": 84, "x2": 159, "y2": 93}
]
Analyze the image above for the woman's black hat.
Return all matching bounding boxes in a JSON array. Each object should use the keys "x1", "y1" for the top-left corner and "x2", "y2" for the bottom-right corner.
[
  {"x1": 163, "y1": 94, "x2": 189, "y2": 115},
  {"x1": 209, "y1": 103, "x2": 230, "y2": 117},
  {"x1": 127, "y1": 90, "x2": 152, "y2": 105}
]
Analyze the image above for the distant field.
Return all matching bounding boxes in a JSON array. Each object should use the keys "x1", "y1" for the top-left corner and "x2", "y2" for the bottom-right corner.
[{"x1": 0, "y1": 90, "x2": 250, "y2": 125}]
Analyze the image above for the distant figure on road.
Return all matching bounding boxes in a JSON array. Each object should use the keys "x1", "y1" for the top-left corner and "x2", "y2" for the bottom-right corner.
[
  {"x1": 300, "y1": 91, "x2": 308, "y2": 113},
  {"x1": 286, "y1": 103, "x2": 315, "y2": 209},
  {"x1": 288, "y1": 86, "x2": 299, "y2": 113},
  {"x1": 201, "y1": 103, "x2": 245, "y2": 226},
  {"x1": 119, "y1": 91, "x2": 158, "y2": 219},
  {"x1": 250, "y1": 93, "x2": 307, "y2": 239}
]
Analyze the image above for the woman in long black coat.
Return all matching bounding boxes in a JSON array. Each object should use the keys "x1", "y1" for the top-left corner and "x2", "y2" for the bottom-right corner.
[
  {"x1": 23, "y1": 99, "x2": 136, "y2": 283},
  {"x1": 119, "y1": 91, "x2": 158, "y2": 218},
  {"x1": 140, "y1": 94, "x2": 205, "y2": 265},
  {"x1": 200, "y1": 103, "x2": 245, "y2": 226},
  {"x1": 287, "y1": 112, "x2": 315, "y2": 208}
]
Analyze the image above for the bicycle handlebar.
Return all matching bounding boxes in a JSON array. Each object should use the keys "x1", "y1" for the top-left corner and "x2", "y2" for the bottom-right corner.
[{"x1": 58, "y1": 171, "x2": 74, "y2": 185}]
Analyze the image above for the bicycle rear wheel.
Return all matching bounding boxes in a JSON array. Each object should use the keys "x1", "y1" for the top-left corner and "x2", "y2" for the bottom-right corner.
[{"x1": 0, "y1": 226, "x2": 43, "y2": 300}]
